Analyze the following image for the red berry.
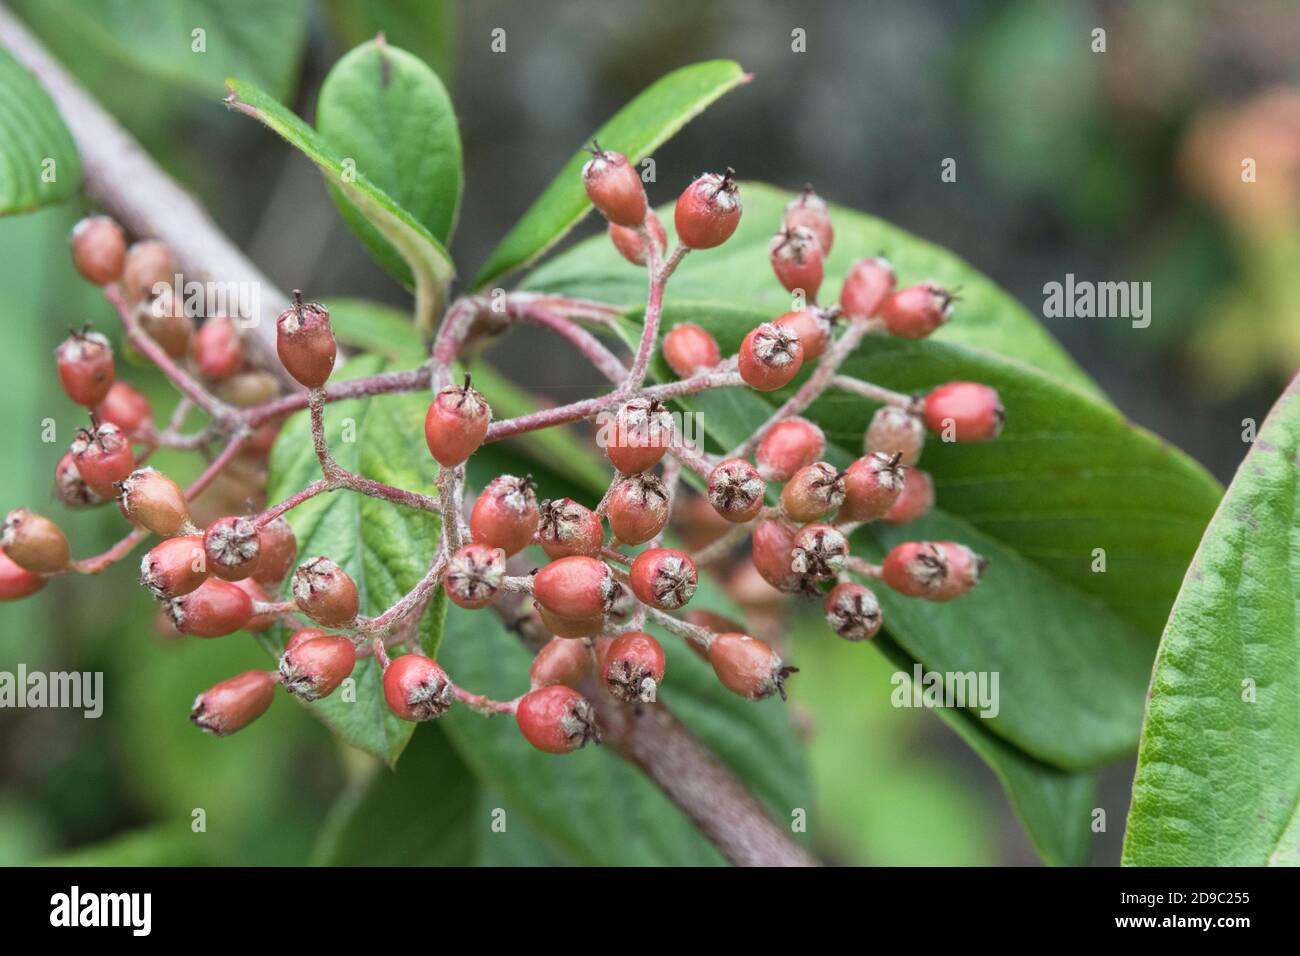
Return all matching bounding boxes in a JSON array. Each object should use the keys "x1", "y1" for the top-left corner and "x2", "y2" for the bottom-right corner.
[
  {"x1": 140, "y1": 534, "x2": 208, "y2": 599},
  {"x1": 768, "y1": 225, "x2": 824, "y2": 299},
  {"x1": 424, "y1": 374, "x2": 491, "y2": 467},
  {"x1": 606, "y1": 473, "x2": 669, "y2": 545},
  {"x1": 674, "y1": 168, "x2": 742, "y2": 249},
  {"x1": 93, "y1": 381, "x2": 152, "y2": 434},
  {"x1": 537, "y1": 497, "x2": 604, "y2": 559},
  {"x1": 515, "y1": 685, "x2": 598, "y2": 754},
  {"x1": 880, "y1": 282, "x2": 954, "y2": 339},
  {"x1": 284, "y1": 626, "x2": 330, "y2": 655},
  {"x1": 783, "y1": 185, "x2": 833, "y2": 254},
  {"x1": 276, "y1": 290, "x2": 336, "y2": 389},
  {"x1": 922, "y1": 382, "x2": 1005, "y2": 442},
  {"x1": 279, "y1": 634, "x2": 356, "y2": 701},
  {"x1": 603, "y1": 631, "x2": 666, "y2": 703},
  {"x1": 824, "y1": 582, "x2": 882, "y2": 641},
  {"x1": 71, "y1": 422, "x2": 135, "y2": 498},
  {"x1": 56, "y1": 329, "x2": 115, "y2": 407},
  {"x1": 1, "y1": 509, "x2": 70, "y2": 574},
  {"x1": 193, "y1": 317, "x2": 245, "y2": 382},
  {"x1": 755, "y1": 417, "x2": 825, "y2": 482},
  {"x1": 709, "y1": 632, "x2": 795, "y2": 701},
  {"x1": 54, "y1": 451, "x2": 103, "y2": 509},
  {"x1": 0, "y1": 550, "x2": 47, "y2": 601},
  {"x1": 707, "y1": 458, "x2": 766, "y2": 523},
  {"x1": 166, "y1": 577, "x2": 254, "y2": 637},
  {"x1": 931, "y1": 541, "x2": 988, "y2": 601},
  {"x1": 604, "y1": 398, "x2": 672, "y2": 474},
  {"x1": 774, "y1": 308, "x2": 833, "y2": 360},
  {"x1": 251, "y1": 517, "x2": 297, "y2": 587},
  {"x1": 883, "y1": 468, "x2": 935, "y2": 525},
  {"x1": 383, "y1": 654, "x2": 454, "y2": 722},
  {"x1": 839, "y1": 452, "x2": 905, "y2": 522},
  {"x1": 292, "y1": 557, "x2": 360, "y2": 627},
  {"x1": 530, "y1": 637, "x2": 592, "y2": 689},
  {"x1": 838, "y1": 256, "x2": 896, "y2": 319},
  {"x1": 881, "y1": 541, "x2": 950, "y2": 599},
  {"x1": 443, "y1": 543, "x2": 505, "y2": 610},
  {"x1": 204, "y1": 516, "x2": 262, "y2": 581},
  {"x1": 535, "y1": 603, "x2": 605, "y2": 639},
  {"x1": 582, "y1": 143, "x2": 647, "y2": 227},
  {"x1": 190, "y1": 670, "x2": 276, "y2": 736},
  {"x1": 790, "y1": 523, "x2": 849, "y2": 579},
  {"x1": 629, "y1": 547, "x2": 697, "y2": 610},
  {"x1": 235, "y1": 578, "x2": 276, "y2": 632},
  {"x1": 662, "y1": 323, "x2": 721, "y2": 378},
  {"x1": 780, "y1": 462, "x2": 845, "y2": 523},
  {"x1": 122, "y1": 239, "x2": 174, "y2": 304},
  {"x1": 865, "y1": 405, "x2": 925, "y2": 466},
  {"x1": 470, "y1": 474, "x2": 539, "y2": 557},
  {"x1": 750, "y1": 518, "x2": 801, "y2": 593},
  {"x1": 608, "y1": 211, "x2": 666, "y2": 266},
  {"x1": 738, "y1": 322, "x2": 803, "y2": 391},
  {"x1": 533, "y1": 555, "x2": 616, "y2": 621},
  {"x1": 70, "y1": 216, "x2": 127, "y2": 285}
]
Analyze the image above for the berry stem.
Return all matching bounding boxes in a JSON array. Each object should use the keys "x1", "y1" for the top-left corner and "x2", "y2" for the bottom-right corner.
[
  {"x1": 452, "y1": 684, "x2": 521, "y2": 716},
  {"x1": 624, "y1": 240, "x2": 689, "y2": 392},
  {"x1": 829, "y1": 374, "x2": 912, "y2": 408},
  {"x1": 356, "y1": 548, "x2": 449, "y2": 636}
]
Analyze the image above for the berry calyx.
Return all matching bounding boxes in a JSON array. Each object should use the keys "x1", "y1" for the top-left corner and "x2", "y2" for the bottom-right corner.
[
  {"x1": 708, "y1": 632, "x2": 796, "y2": 701},
  {"x1": 251, "y1": 517, "x2": 297, "y2": 587},
  {"x1": 93, "y1": 381, "x2": 153, "y2": 434},
  {"x1": 203, "y1": 516, "x2": 262, "y2": 581},
  {"x1": 750, "y1": 518, "x2": 801, "y2": 592},
  {"x1": 582, "y1": 142, "x2": 647, "y2": 228},
  {"x1": 603, "y1": 631, "x2": 666, "y2": 703},
  {"x1": 755, "y1": 416, "x2": 825, "y2": 482},
  {"x1": 839, "y1": 452, "x2": 905, "y2": 522},
  {"x1": 70, "y1": 216, "x2": 127, "y2": 285},
  {"x1": 71, "y1": 422, "x2": 136, "y2": 498},
  {"x1": 470, "y1": 474, "x2": 539, "y2": 557},
  {"x1": 56, "y1": 329, "x2": 115, "y2": 407},
  {"x1": 865, "y1": 405, "x2": 925, "y2": 466},
  {"x1": 529, "y1": 637, "x2": 592, "y2": 690},
  {"x1": 880, "y1": 282, "x2": 954, "y2": 339},
  {"x1": 193, "y1": 316, "x2": 245, "y2": 382},
  {"x1": 707, "y1": 458, "x2": 766, "y2": 523},
  {"x1": 883, "y1": 467, "x2": 935, "y2": 525},
  {"x1": 140, "y1": 534, "x2": 208, "y2": 599},
  {"x1": 609, "y1": 211, "x2": 666, "y2": 266},
  {"x1": 1, "y1": 509, "x2": 70, "y2": 574},
  {"x1": 190, "y1": 670, "x2": 276, "y2": 736},
  {"x1": 662, "y1": 322, "x2": 722, "y2": 378},
  {"x1": 166, "y1": 577, "x2": 255, "y2": 637},
  {"x1": 629, "y1": 547, "x2": 697, "y2": 610},
  {"x1": 424, "y1": 374, "x2": 491, "y2": 467},
  {"x1": 515, "y1": 685, "x2": 598, "y2": 754},
  {"x1": 604, "y1": 398, "x2": 672, "y2": 475},
  {"x1": 774, "y1": 307, "x2": 834, "y2": 361},
  {"x1": 932, "y1": 541, "x2": 989, "y2": 601},
  {"x1": 790, "y1": 523, "x2": 849, "y2": 579},
  {"x1": 824, "y1": 582, "x2": 882, "y2": 641},
  {"x1": 443, "y1": 543, "x2": 505, "y2": 610},
  {"x1": 675, "y1": 168, "x2": 742, "y2": 249},
  {"x1": 383, "y1": 654, "x2": 454, "y2": 722},
  {"x1": 292, "y1": 557, "x2": 360, "y2": 627},
  {"x1": 0, "y1": 551, "x2": 47, "y2": 601},
  {"x1": 279, "y1": 634, "x2": 357, "y2": 701},
  {"x1": 537, "y1": 497, "x2": 604, "y2": 559},
  {"x1": 54, "y1": 451, "x2": 103, "y2": 509},
  {"x1": 783, "y1": 184, "x2": 833, "y2": 254},
  {"x1": 738, "y1": 321, "x2": 803, "y2": 392},
  {"x1": 533, "y1": 555, "x2": 617, "y2": 621},
  {"x1": 768, "y1": 225, "x2": 824, "y2": 299},
  {"x1": 276, "y1": 290, "x2": 336, "y2": 389},
  {"x1": 780, "y1": 462, "x2": 845, "y2": 522},
  {"x1": 921, "y1": 382, "x2": 1005, "y2": 442},
  {"x1": 839, "y1": 256, "x2": 896, "y2": 319},
  {"x1": 606, "y1": 473, "x2": 669, "y2": 545}
]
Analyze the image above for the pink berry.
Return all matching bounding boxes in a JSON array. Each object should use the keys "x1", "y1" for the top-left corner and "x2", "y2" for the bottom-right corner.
[
  {"x1": 71, "y1": 422, "x2": 135, "y2": 499},
  {"x1": 70, "y1": 216, "x2": 127, "y2": 285},
  {"x1": 165, "y1": 577, "x2": 254, "y2": 637},
  {"x1": 140, "y1": 534, "x2": 208, "y2": 599},
  {"x1": 750, "y1": 518, "x2": 801, "y2": 593},
  {"x1": 608, "y1": 211, "x2": 666, "y2": 266},
  {"x1": 709, "y1": 632, "x2": 795, "y2": 701},
  {"x1": 932, "y1": 541, "x2": 988, "y2": 601},
  {"x1": 383, "y1": 654, "x2": 454, "y2": 721},
  {"x1": 824, "y1": 582, "x2": 882, "y2": 641},
  {"x1": 56, "y1": 329, "x2": 115, "y2": 407},
  {"x1": 529, "y1": 637, "x2": 592, "y2": 690},
  {"x1": 707, "y1": 458, "x2": 766, "y2": 523},
  {"x1": 603, "y1": 631, "x2": 666, "y2": 703},
  {"x1": 774, "y1": 308, "x2": 833, "y2": 360},
  {"x1": 235, "y1": 578, "x2": 276, "y2": 632},
  {"x1": 292, "y1": 557, "x2": 360, "y2": 627},
  {"x1": 470, "y1": 474, "x2": 540, "y2": 557},
  {"x1": 515, "y1": 685, "x2": 598, "y2": 754},
  {"x1": 279, "y1": 635, "x2": 356, "y2": 701},
  {"x1": 54, "y1": 451, "x2": 103, "y2": 509},
  {"x1": 738, "y1": 322, "x2": 803, "y2": 392},
  {"x1": 190, "y1": 670, "x2": 276, "y2": 736},
  {"x1": 582, "y1": 142, "x2": 647, "y2": 228},
  {"x1": 534, "y1": 555, "x2": 617, "y2": 621},
  {"x1": 276, "y1": 290, "x2": 336, "y2": 389},
  {"x1": 839, "y1": 256, "x2": 896, "y2": 319},
  {"x1": 674, "y1": 168, "x2": 742, "y2": 249},
  {"x1": 1, "y1": 509, "x2": 70, "y2": 575},
  {"x1": 783, "y1": 185, "x2": 833, "y2": 254},
  {"x1": 0, "y1": 551, "x2": 46, "y2": 601},
  {"x1": 629, "y1": 547, "x2": 697, "y2": 610},
  {"x1": 537, "y1": 497, "x2": 604, "y2": 559},
  {"x1": 193, "y1": 317, "x2": 245, "y2": 382},
  {"x1": 662, "y1": 323, "x2": 721, "y2": 378},
  {"x1": 535, "y1": 603, "x2": 606, "y2": 639},
  {"x1": 865, "y1": 405, "x2": 925, "y2": 466},
  {"x1": 443, "y1": 543, "x2": 505, "y2": 610},
  {"x1": 94, "y1": 382, "x2": 152, "y2": 435},
  {"x1": 779, "y1": 462, "x2": 845, "y2": 523},
  {"x1": 203, "y1": 516, "x2": 262, "y2": 581},
  {"x1": 839, "y1": 452, "x2": 905, "y2": 522},
  {"x1": 768, "y1": 225, "x2": 824, "y2": 299},
  {"x1": 881, "y1": 541, "x2": 949, "y2": 599},
  {"x1": 883, "y1": 468, "x2": 935, "y2": 525},
  {"x1": 755, "y1": 417, "x2": 825, "y2": 482},
  {"x1": 604, "y1": 398, "x2": 673, "y2": 475},
  {"x1": 880, "y1": 282, "x2": 954, "y2": 339},
  {"x1": 251, "y1": 517, "x2": 297, "y2": 587},
  {"x1": 606, "y1": 473, "x2": 669, "y2": 545},
  {"x1": 425, "y1": 374, "x2": 492, "y2": 467},
  {"x1": 790, "y1": 523, "x2": 849, "y2": 579},
  {"x1": 922, "y1": 382, "x2": 1005, "y2": 442}
]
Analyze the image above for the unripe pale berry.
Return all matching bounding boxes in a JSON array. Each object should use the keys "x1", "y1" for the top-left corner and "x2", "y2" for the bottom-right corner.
[
  {"x1": 71, "y1": 422, "x2": 135, "y2": 498},
  {"x1": 56, "y1": 330, "x2": 116, "y2": 408},
  {"x1": 54, "y1": 451, "x2": 103, "y2": 509},
  {"x1": 629, "y1": 547, "x2": 697, "y2": 610},
  {"x1": 279, "y1": 635, "x2": 356, "y2": 701},
  {"x1": 537, "y1": 497, "x2": 604, "y2": 559},
  {"x1": 1, "y1": 509, "x2": 70, "y2": 574},
  {"x1": 293, "y1": 557, "x2": 360, "y2": 627},
  {"x1": 536, "y1": 603, "x2": 605, "y2": 639},
  {"x1": 783, "y1": 185, "x2": 833, "y2": 254},
  {"x1": 606, "y1": 473, "x2": 669, "y2": 545},
  {"x1": 769, "y1": 225, "x2": 824, "y2": 299},
  {"x1": 824, "y1": 582, "x2": 882, "y2": 641},
  {"x1": 383, "y1": 654, "x2": 454, "y2": 722},
  {"x1": 251, "y1": 517, "x2": 297, "y2": 587},
  {"x1": 444, "y1": 543, "x2": 505, "y2": 610},
  {"x1": 604, "y1": 398, "x2": 672, "y2": 475},
  {"x1": 94, "y1": 382, "x2": 152, "y2": 434},
  {"x1": 755, "y1": 416, "x2": 825, "y2": 482},
  {"x1": 70, "y1": 216, "x2": 126, "y2": 285},
  {"x1": 140, "y1": 534, "x2": 208, "y2": 599},
  {"x1": 839, "y1": 256, "x2": 896, "y2": 319},
  {"x1": 880, "y1": 282, "x2": 954, "y2": 339},
  {"x1": 470, "y1": 474, "x2": 539, "y2": 557},
  {"x1": 750, "y1": 518, "x2": 801, "y2": 592},
  {"x1": 529, "y1": 637, "x2": 592, "y2": 690},
  {"x1": 675, "y1": 168, "x2": 742, "y2": 249},
  {"x1": 204, "y1": 516, "x2": 261, "y2": 581},
  {"x1": 425, "y1": 374, "x2": 491, "y2": 467},
  {"x1": 774, "y1": 307, "x2": 834, "y2": 361},
  {"x1": 608, "y1": 210, "x2": 666, "y2": 266},
  {"x1": 122, "y1": 239, "x2": 173, "y2": 305},
  {"x1": 865, "y1": 405, "x2": 925, "y2": 466},
  {"x1": 883, "y1": 468, "x2": 935, "y2": 525},
  {"x1": 515, "y1": 684, "x2": 598, "y2": 754},
  {"x1": 166, "y1": 577, "x2": 254, "y2": 637},
  {"x1": 881, "y1": 541, "x2": 949, "y2": 599},
  {"x1": 234, "y1": 578, "x2": 276, "y2": 632},
  {"x1": 738, "y1": 322, "x2": 803, "y2": 392},
  {"x1": 839, "y1": 452, "x2": 905, "y2": 522},
  {"x1": 217, "y1": 370, "x2": 280, "y2": 408},
  {"x1": 276, "y1": 290, "x2": 336, "y2": 389},
  {"x1": 603, "y1": 631, "x2": 666, "y2": 703},
  {"x1": 662, "y1": 322, "x2": 722, "y2": 378},
  {"x1": 193, "y1": 316, "x2": 245, "y2": 382},
  {"x1": 709, "y1": 632, "x2": 795, "y2": 701},
  {"x1": 707, "y1": 458, "x2": 766, "y2": 523},
  {"x1": 931, "y1": 541, "x2": 988, "y2": 601},
  {"x1": 190, "y1": 670, "x2": 276, "y2": 736},
  {"x1": 533, "y1": 555, "x2": 616, "y2": 621},
  {"x1": 582, "y1": 142, "x2": 647, "y2": 227},
  {"x1": 922, "y1": 382, "x2": 1005, "y2": 442},
  {"x1": 780, "y1": 462, "x2": 845, "y2": 523},
  {"x1": 790, "y1": 523, "x2": 849, "y2": 579},
  {"x1": 0, "y1": 551, "x2": 47, "y2": 600}
]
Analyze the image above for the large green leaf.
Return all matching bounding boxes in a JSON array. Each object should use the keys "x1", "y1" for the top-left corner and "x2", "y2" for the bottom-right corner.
[
  {"x1": 0, "y1": 46, "x2": 82, "y2": 215},
  {"x1": 473, "y1": 60, "x2": 750, "y2": 290},
  {"x1": 1124, "y1": 375, "x2": 1300, "y2": 866},
  {"x1": 317, "y1": 37, "x2": 463, "y2": 286},
  {"x1": 263, "y1": 354, "x2": 443, "y2": 766}
]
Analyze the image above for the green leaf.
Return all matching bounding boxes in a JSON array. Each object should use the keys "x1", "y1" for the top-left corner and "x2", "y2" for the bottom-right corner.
[
  {"x1": 262, "y1": 354, "x2": 443, "y2": 766},
  {"x1": 0, "y1": 46, "x2": 82, "y2": 215},
  {"x1": 322, "y1": 0, "x2": 457, "y2": 86},
  {"x1": 1124, "y1": 375, "x2": 1300, "y2": 866},
  {"x1": 317, "y1": 37, "x2": 463, "y2": 286},
  {"x1": 473, "y1": 60, "x2": 750, "y2": 290},
  {"x1": 324, "y1": 297, "x2": 427, "y2": 363},
  {"x1": 225, "y1": 78, "x2": 454, "y2": 330}
]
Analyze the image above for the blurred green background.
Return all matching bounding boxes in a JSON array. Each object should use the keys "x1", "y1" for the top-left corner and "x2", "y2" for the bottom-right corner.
[{"x1": 1, "y1": 0, "x2": 1298, "y2": 866}]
